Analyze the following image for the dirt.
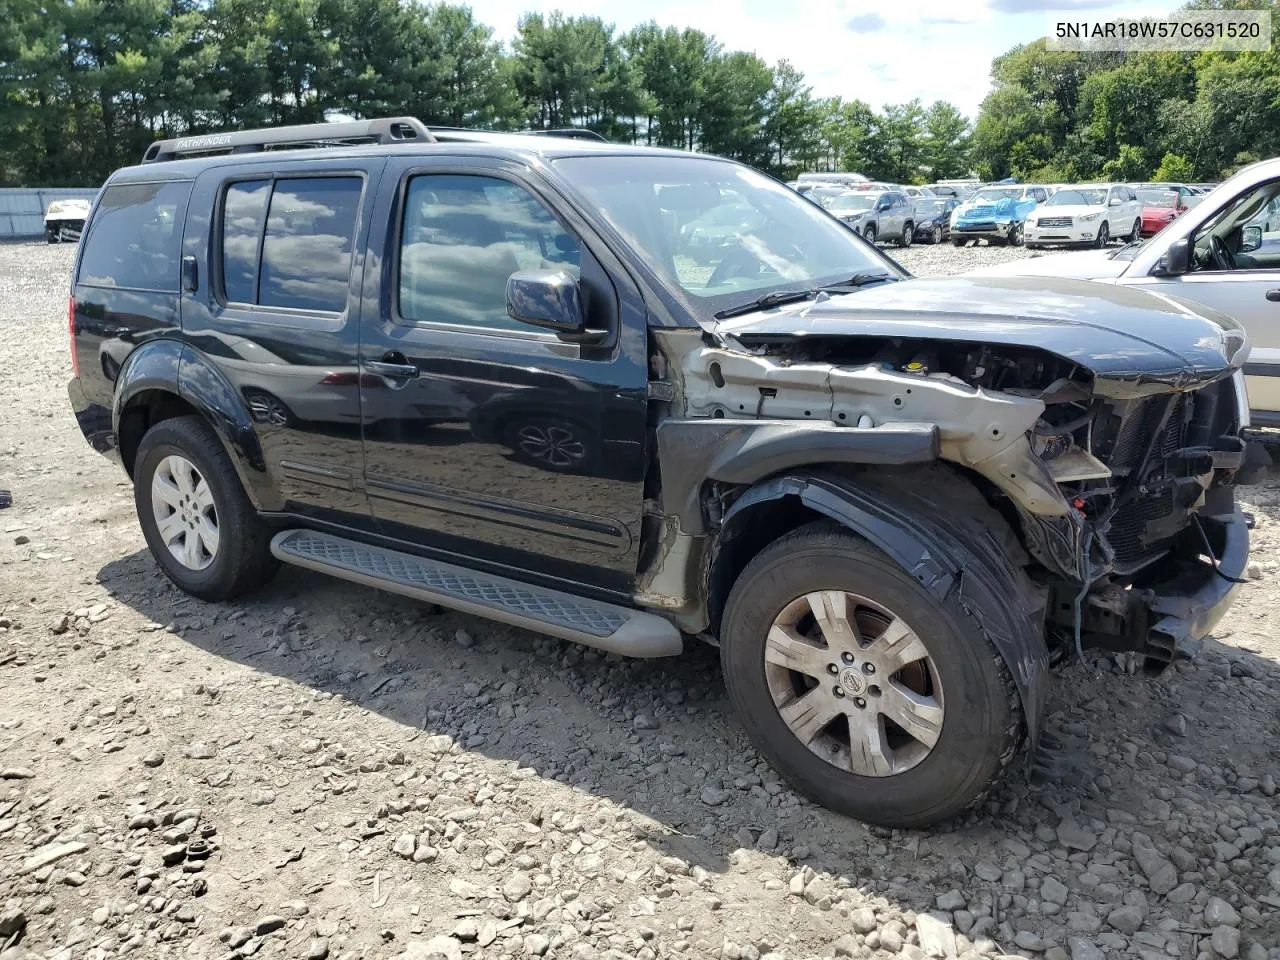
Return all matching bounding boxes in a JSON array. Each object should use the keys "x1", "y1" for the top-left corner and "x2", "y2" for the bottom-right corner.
[{"x1": 1, "y1": 240, "x2": 1278, "y2": 960}]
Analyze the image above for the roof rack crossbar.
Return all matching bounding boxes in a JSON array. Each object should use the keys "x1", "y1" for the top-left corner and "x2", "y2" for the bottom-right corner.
[{"x1": 141, "y1": 117, "x2": 435, "y2": 164}]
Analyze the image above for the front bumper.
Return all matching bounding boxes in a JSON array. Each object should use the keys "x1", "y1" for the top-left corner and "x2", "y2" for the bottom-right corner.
[
  {"x1": 1025, "y1": 224, "x2": 1099, "y2": 245},
  {"x1": 1143, "y1": 508, "x2": 1248, "y2": 661},
  {"x1": 952, "y1": 221, "x2": 1017, "y2": 241}
]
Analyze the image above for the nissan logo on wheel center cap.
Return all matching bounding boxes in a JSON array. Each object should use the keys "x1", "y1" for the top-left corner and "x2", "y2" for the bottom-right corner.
[{"x1": 840, "y1": 668, "x2": 867, "y2": 696}]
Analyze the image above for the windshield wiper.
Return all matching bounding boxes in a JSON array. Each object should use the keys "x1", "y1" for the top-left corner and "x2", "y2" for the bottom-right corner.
[
  {"x1": 714, "y1": 290, "x2": 815, "y2": 320},
  {"x1": 820, "y1": 272, "x2": 901, "y2": 290}
]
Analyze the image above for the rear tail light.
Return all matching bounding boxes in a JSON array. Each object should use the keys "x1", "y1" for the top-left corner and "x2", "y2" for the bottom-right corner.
[{"x1": 68, "y1": 296, "x2": 79, "y2": 377}]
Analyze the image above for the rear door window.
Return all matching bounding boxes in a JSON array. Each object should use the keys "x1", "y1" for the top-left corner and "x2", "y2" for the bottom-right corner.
[
  {"x1": 218, "y1": 176, "x2": 363, "y2": 313},
  {"x1": 78, "y1": 181, "x2": 191, "y2": 291}
]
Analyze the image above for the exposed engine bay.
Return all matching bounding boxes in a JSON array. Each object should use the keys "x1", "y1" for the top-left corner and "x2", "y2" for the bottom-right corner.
[{"x1": 665, "y1": 325, "x2": 1259, "y2": 667}]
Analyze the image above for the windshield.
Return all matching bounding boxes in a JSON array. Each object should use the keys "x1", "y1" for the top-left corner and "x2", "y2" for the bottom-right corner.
[
  {"x1": 827, "y1": 193, "x2": 876, "y2": 213},
  {"x1": 1046, "y1": 188, "x2": 1107, "y2": 206},
  {"x1": 554, "y1": 156, "x2": 895, "y2": 318},
  {"x1": 972, "y1": 188, "x2": 1023, "y2": 203},
  {"x1": 916, "y1": 199, "x2": 948, "y2": 215},
  {"x1": 1136, "y1": 189, "x2": 1176, "y2": 206}
]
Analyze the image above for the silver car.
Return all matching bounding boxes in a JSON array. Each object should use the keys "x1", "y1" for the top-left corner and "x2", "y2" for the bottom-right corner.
[{"x1": 824, "y1": 190, "x2": 915, "y2": 246}]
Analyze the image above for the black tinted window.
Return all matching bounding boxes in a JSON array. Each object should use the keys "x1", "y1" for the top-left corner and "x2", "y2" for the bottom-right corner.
[
  {"x1": 221, "y1": 180, "x2": 270, "y2": 303},
  {"x1": 399, "y1": 175, "x2": 580, "y2": 331},
  {"x1": 79, "y1": 181, "x2": 190, "y2": 291},
  {"x1": 258, "y1": 178, "x2": 362, "y2": 312}
]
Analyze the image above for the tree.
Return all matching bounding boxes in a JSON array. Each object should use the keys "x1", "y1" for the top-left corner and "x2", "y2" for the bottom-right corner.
[
  {"x1": 1153, "y1": 152, "x2": 1194, "y2": 182},
  {"x1": 921, "y1": 101, "x2": 970, "y2": 179}
]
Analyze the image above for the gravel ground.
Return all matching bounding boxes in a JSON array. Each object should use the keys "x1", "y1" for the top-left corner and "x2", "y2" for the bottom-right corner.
[{"x1": 2, "y1": 239, "x2": 1279, "y2": 960}]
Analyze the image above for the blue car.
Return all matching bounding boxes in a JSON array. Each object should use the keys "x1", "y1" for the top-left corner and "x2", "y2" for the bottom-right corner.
[{"x1": 950, "y1": 185, "x2": 1050, "y2": 246}]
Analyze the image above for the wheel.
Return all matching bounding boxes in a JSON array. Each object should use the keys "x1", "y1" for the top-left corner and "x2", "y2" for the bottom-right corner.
[
  {"x1": 863, "y1": 223, "x2": 877, "y2": 244},
  {"x1": 951, "y1": 237, "x2": 966, "y2": 247},
  {"x1": 1007, "y1": 223, "x2": 1024, "y2": 246},
  {"x1": 504, "y1": 417, "x2": 595, "y2": 473},
  {"x1": 1094, "y1": 222, "x2": 1109, "y2": 248},
  {"x1": 930, "y1": 225, "x2": 942, "y2": 245},
  {"x1": 46, "y1": 228, "x2": 58, "y2": 244},
  {"x1": 134, "y1": 416, "x2": 279, "y2": 601},
  {"x1": 1128, "y1": 219, "x2": 1141, "y2": 242},
  {"x1": 898, "y1": 222, "x2": 913, "y2": 247},
  {"x1": 720, "y1": 520, "x2": 1020, "y2": 827}
]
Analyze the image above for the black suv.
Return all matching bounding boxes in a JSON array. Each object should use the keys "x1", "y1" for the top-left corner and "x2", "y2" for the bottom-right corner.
[{"x1": 68, "y1": 118, "x2": 1264, "y2": 827}]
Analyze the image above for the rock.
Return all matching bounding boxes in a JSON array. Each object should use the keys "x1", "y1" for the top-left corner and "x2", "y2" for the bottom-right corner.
[
  {"x1": 249, "y1": 788, "x2": 275, "y2": 806},
  {"x1": 1205, "y1": 897, "x2": 1240, "y2": 927},
  {"x1": 1106, "y1": 905, "x2": 1144, "y2": 935},
  {"x1": 1014, "y1": 931, "x2": 1045, "y2": 951},
  {"x1": 1132, "y1": 838, "x2": 1178, "y2": 895},
  {"x1": 700, "y1": 786, "x2": 729, "y2": 806},
  {"x1": 850, "y1": 907, "x2": 877, "y2": 934},
  {"x1": 1057, "y1": 819, "x2": 1097, "y2": 852},
  {"x1": 1211, "y1": 925, "x2": 1240, "y2": 959},
  {"x1": 256, "y1": 915, "x2": 287, "y2": 935},
  {"x1": 504, "y1": 872, "x2": 533, "y2": 902},
  {"x1": 973, "y1": 862, "x2": 1002, "y2": 882},
  {"x1": 525, "y1": 933, "x2": 551, "y2": 956},
  {"x1": 402, "y1": 935, "x2": 464, "y2": 960},
  {"x1": 392, "y1": 833, "x2": 416, "y2": 858},
  {"x1": 1162, "y1": 713, "x2": 1188, "y2": 736},
  {"x1": 184, "y1": 741, "x2": 216, "y2": 759},
  {"x1": 1167, "y1": 755, "x2": 1197, "y2": 774},
  {"x1": 1, "y1": 767, "x2": 35, "y2": 779},
  {"x1": 1246, "y1": 561, "x2": 1263, "y2": 579},
  {"x1": 307, "y1": 939, "x2": 330, "y2": 960},
  {"x1": 936, "y1": 890, "x2": 966, "y2": 911},
  {"x1": 161, "y1": 844, "x2": 186, "y2": 865},
  {"x1": 454, "y1": 629, "x2": 473, "y2": 648},
  {"x1": 1067, "y1": 937, "x2": 1104, "y2": 960},
  {"x1": 915, "y1": 913, "x2": 957, "y2": 959},
  {"x1": 453, "y1": 918, "x2": 479, "y2": 942},
  {"x1": 0, "y1": 907, "x2": 26, "y2": 938},
  {"x1": 281, "y1": 900, "x2": 309, "y2": 918},
  {"x1": 1041, "y1": 876, "x2": 1069, "y2": 904},
  {"x1": 880, "y1": 925, "x2": 904, "y2": 953},
  {"x1": 18, "y1": 840, "x2": 88, "y2": 875},
  {"x1": 141, "y1": 750, "x2": 165, "y2": 769},
  {"x1": 832, "y1": 934, "x2": 859, "y2": 957},
  {"x1": 632, "y1": 713, "x2": 659, "y2": 731}
]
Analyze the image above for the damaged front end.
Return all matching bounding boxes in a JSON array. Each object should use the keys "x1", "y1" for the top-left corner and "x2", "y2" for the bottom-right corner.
[{"x1": 645, "y1": 276, "x2": 1262, "y2": 670}]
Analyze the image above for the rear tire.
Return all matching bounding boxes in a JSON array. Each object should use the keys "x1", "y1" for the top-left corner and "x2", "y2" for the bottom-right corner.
[
  {"x1": 720, "y1": 520, "x2": 1021, "y2": 828},
  {"x1": 898, "y1": 222, "x2": 913, "y2": 247},
  {"x1": 134, "y1": 416, "x2": 278, "y2": 601},
  {"x1": 1128, "y1": 218, "x2": 1141, "y2": 242}
]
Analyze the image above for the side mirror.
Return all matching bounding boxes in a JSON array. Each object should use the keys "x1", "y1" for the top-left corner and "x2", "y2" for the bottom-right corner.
[
  {"x1": 1108, "y1": 197, "x2": 1122, "y2": 206},
  {"x1": 1160, "y1": 237, "x2": 1192, "y2": 276},
  {"x1": 1241, "y1": 224, "x2": 1263, "y2": 253},
  {"x1": 507, "y1": 269, "x2": 585, "y2": 335}
]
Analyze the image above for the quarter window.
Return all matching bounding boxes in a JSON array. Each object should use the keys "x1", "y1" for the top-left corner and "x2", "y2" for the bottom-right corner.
[
  {"x1": 78, "y1": 181, "x2": 191, "y2": 291},
  {"x1": 398, "y1": 174, "x2": 581, "y2": 331},
  {"x1": 218, "y1": 176, "x2": 362, "y2": 313}
]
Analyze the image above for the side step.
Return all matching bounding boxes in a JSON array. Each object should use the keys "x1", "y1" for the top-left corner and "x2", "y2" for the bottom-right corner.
[{"x1": 270, "y1": 530, "x2": 683, "y2": 658}]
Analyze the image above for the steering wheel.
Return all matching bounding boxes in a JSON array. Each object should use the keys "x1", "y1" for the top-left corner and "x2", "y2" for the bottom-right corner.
[
  {"x1": 707, "y1": 246, "x2": 763, "y2": 287},
  {"x1": 1209, "y1": 234, "x2": 1236, "y2": 271}
]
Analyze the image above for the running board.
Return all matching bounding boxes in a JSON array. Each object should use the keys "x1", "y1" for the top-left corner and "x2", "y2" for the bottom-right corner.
[{"x1": 270, "y1": 530, "x2": 682, "y2": 658}]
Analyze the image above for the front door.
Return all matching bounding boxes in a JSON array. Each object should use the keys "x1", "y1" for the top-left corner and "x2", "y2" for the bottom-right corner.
[{"x1": 357, "y1": 158, "x2": 649, "y2": 597}]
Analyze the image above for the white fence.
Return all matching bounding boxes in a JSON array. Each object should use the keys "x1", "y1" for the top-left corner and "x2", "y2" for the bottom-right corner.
[{"x1": 0, "y1": 188, "x2": 99, "y2": 240}]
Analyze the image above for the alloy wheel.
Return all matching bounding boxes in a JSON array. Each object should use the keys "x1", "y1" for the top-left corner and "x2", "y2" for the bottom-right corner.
[
  {"x1": 764, "y1": 590, "x2": 944, "y2": 777},
  {"x1": 150, "y1": 454, "x2": 219, "y2": 570}
]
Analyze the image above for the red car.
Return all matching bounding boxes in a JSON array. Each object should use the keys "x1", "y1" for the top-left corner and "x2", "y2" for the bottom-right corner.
[{"x1": 1135, "y1": 187, "x2": 1193, "y2": 237}]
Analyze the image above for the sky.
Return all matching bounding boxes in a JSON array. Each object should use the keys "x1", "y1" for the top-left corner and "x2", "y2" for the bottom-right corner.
[{"x1": 474, "y1": 0, "x2": 1180, "y2": 118}]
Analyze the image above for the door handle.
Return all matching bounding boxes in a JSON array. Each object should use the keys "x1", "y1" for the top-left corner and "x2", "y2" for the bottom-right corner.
[
  {"x1": 181, "y1": 255, "x2": 198, "y2": 293},
  {"x1": 364, "y1": 355, "x2": 419, "y2": 379},
  {"x1": 1267, "y1": 289, "x2": 1280, "y2": 302}
]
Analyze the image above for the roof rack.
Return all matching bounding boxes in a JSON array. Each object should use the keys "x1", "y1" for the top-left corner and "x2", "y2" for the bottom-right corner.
[
  {"x1": 520, "y1": 128, "x2": 608, "y2": 142},
  {"x1": 141, "y1": 117, "x2": 435, "y2": 164}
]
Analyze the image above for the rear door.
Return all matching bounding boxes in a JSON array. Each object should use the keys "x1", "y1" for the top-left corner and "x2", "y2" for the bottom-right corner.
[
  {"x1": 356, "y1": 156, "x2": 650, "y2": 597},
  {"x1": 181, "y1": 157, "x2": 384, "y2": 527}
]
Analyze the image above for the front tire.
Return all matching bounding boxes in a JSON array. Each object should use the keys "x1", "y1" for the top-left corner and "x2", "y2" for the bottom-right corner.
[
  {"x1": 931, "y1": 225, "x2": 943, "y2": 245},
  {"x1": 720, "y1": 521, "x2": 1020, "y2": 828},
  {"x1": 134, "y1": 416, "x2": 278, "y2": 601},
  {"x1": 951, "y1": 237, "x2": 966, "y2": 247},
  {"x1": 863, "y1": 223, "x2": 877, "y2": 244},
  {"x1": 1007, "y1": 223, "x2": 1024, "y2": 246},
  {"x1": 1094, "y1": 222, "x2": 1110, "y2": 248}
]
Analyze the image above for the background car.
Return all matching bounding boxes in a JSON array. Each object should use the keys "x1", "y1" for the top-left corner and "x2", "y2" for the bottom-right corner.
[
  {"x1": 912, "y1": 196, "x2": 959, "y2": 243},
  {"x1": 825, "y1": 189, "x2": 915, "y2": 245},
  {"x1": 1023, "y1": 183, "x2": 1142, "y2": 249},
  {"x1": 1134, "y1": 187, "x2": 1188, "y2": 237},
  {"x1": 44, "y1": 198, "x2": 92, "y2": 242},
  {"x1": 950, "y1": 184, "x2": 1048, "y2": 246}
]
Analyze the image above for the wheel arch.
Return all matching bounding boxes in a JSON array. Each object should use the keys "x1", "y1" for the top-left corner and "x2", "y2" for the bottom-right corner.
[
  {"x1": 707, "y1": 466, "x2": 1049, "y2": 743},
  {"x1": 112, "y1": 339, "x2": 283, "y2": 510}
]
